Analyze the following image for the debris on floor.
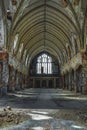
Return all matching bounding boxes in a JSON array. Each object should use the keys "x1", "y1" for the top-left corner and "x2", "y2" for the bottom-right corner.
[
  {"x1": 0, "y1": 106, "x2": 29, "y2": 128},
  {"x1": 53, "y1": 110, "x2": 87, "y2": 128}
]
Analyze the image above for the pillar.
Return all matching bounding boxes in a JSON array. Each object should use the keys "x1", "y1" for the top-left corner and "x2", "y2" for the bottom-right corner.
[
  {"x1": 0, "y1": 52, "x2": 8, "y2": 96},
  {"x1": 9, "y1": 67, "x2": 16, "y2": 92},
  {"x1": 69, "y1": 72, "x2": 71, "y2": 91},
  {"x1": 65, "y1": 74, "x2": 67, "y2": 89},
  {"x1": 47, "y1": 79, "x2": 49, "y2": 88},
  {"x1": 15, "y1": 71, "x2": 19, "y2": 90},
  {"x1": 62, "y1": 75, "x2": 64, "y2": 89},
  {"x1": 21, "y1": 75, "x2": 25, "y2": 89},
  {"x1": 66, "y1": 73, "x2": 69, "y2": 90},
  {"x1": 54, "y1": 78, "x2": 56, "y2": 88},
  {"x1": 80, "y1": 51, "x2": 87, "y2": 94},
  {"x1": 40, "y1": 79, "x2": 42, "y2": 88},
  {"x1": 11, "y1": 76, "x2": 15, "y2": 92},
  {"x1": 17, "y1": 72, "x2": 20, "y2": 89},
  {"x1": 63, "y1": 74, "x2": 66, "y2": 89},
  {"x1": 67, "y1": 73, "x2": 69, "y2": 90},
  {"x1": 65, "y1": 73, "x2": 69, "y2": 89},
  {"x1": 71, "y1": 70, "x2": 74, "y2": 91},
  {"x1": 24, "y1": 76, "x2": 26, "y2": 88},
  {"x1": 74, "y1": 71, "x2": 78, "y2": 93},
  {"x1": 33, "y1": 78, "x2": 35, "y2": 88},
  {"x1": 81, "y1": 66, "x2": 87, "y2": 94}
]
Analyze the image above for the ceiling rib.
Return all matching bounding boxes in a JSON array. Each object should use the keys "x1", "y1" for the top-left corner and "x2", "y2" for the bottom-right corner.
[{"x1": 10, "y1": 0, "x2": 78, "y2": 67}]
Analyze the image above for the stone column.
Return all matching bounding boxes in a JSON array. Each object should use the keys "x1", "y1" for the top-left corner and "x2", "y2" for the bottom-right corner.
[
  {"x1": 70, "y1": 71, "x2": 73, "y2": 91},
  {"x1": 46, "y1": 79, "x2": 49, "y2": 88},
  {"x1": 11, "y1": 77, "x2": 15, "y2": 92},
  {"x1": 62, "y1": 75, "x2": 64, "y2": 89},
  {"x1": 21, "y1": 74, "x2": 24, "y2": 89},
  {"x1": 81, "y1": 52, "x2": 87, "y2": 94},
  {"x1": 69, "y1": 72, "x2": 71, "y2": 91},
  {"x1": 63, "y1": 74, "x2": 65, "y2": 89},
  {"x1": 74, "y1": 71, "x2": 78, "y2": 93},
  {"x1": 9, "y1": 68, "x2": 16, "y2": 92},
  {"x1": 33, "y1": 78, "x2": 35, "y2": 88},
  {"x1": 54, "y1": 78, "x2": 56, "y2": 88},
  {"x1": 66, "y1": 73, "x2": 68, "y2": 90},
  {"x1": 40, "y1": 79, "x2": 42, "y2": 88},
  {"x1": 67, "y1": 73, "x2": 69, "y2": 90},
  {"x1": 17, "y1": 72, "x2": 20, "y2": 89},
  {"x1": 65, "y1": 74, "x2": 67, "y2": 89},
  {"x1": 81, "y1": 66, "x2": 87, "y2": 94},
  {"x1": 15, "y1": 70, "x2": 18, "y2": 90}
]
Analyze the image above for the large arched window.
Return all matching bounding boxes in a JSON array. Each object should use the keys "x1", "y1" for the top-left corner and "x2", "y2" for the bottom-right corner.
[{"x1": 37, "y1": 53, "x2": 52, "y2": 74}]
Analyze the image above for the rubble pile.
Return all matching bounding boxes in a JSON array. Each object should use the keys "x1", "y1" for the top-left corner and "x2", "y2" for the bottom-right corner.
[
  {"x1": 0, "y1": 106, "x2": 29, "y2": 127},
  {"x1": 53, "y1": 110, "x2": 87, "y2": 127}
]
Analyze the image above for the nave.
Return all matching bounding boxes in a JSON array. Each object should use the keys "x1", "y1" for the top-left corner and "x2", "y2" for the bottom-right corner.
[
  {"x1": 0, "y1": 88, "x2": 87, "y2": 129},
  {"x1": 0, "y1": 0, "x2": 87, "y2": 129}
]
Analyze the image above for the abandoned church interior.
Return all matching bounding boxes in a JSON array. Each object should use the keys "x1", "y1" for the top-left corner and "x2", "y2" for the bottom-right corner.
[
  {"x1": 0, "y1": 0, "x2": 87, "y2": 129},
  {"x1": 0, "y1": 0, "x2": 87, "y2": 94}
]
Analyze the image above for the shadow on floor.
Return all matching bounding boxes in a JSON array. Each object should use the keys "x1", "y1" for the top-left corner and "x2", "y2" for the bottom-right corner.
[{"x1": 0, "y1": 93, "x2": 87, "y2": 110}]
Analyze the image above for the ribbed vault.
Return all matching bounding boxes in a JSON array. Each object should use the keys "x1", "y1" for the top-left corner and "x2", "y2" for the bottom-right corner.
[{"x1": 10, "y1": 0, "x2": 79, "y2": 69}]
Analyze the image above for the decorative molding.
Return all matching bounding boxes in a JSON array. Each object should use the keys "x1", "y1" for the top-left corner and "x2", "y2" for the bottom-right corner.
[
  {"x1": 9, "y1": 53, "x2": 28, "y2": 75},
  {"x1": 61, "y1": 52, "x2": 82, "y2": 74}
]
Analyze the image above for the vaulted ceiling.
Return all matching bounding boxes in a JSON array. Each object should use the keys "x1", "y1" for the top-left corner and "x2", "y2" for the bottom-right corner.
[{"x1": 9, "y1": 0, "x2": 82, "y2": 67}]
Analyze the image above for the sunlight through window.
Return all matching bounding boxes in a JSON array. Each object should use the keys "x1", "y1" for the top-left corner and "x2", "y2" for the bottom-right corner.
[{"x1": 37, "y1": 53, "x2": 52, "y2": 74}]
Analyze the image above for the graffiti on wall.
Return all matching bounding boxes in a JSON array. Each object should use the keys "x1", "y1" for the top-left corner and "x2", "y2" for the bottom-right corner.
[
  {"x1": 2, "y1": 59, "x2": 9, "y2": 84},
  {"x1": 0, "y1": 7, "x2": 4, "y2": 48}
]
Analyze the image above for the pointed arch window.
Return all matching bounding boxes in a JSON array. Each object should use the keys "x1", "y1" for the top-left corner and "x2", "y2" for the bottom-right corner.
[{"x1": 37, "y1": 53, "x2": 52, "y2": 74}]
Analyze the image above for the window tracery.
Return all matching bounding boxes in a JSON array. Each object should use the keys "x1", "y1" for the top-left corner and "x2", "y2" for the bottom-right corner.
[{"x1": 37, "y1": 53, "x2": 52, "y2": 74}]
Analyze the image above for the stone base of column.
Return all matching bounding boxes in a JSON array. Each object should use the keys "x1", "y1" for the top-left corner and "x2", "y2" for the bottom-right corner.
[
  {"x1": 75, "y1": 85, "x2": 78, "y2": 93},
  {"x1": 0, "y1": 86, "x2": 7, "y2": 96},
  {"x1": 81, "y1": 52, "x2": 87, "y2": 94},
  {"x1": 82, "y1": 85, "x2": 87, "y2": 94},
  {"x1": 21, "y1": 84, "x2": 25, "y2": 89},
  {"x1": 12, "y1": 86, "x2": 15, "y2": 92},
  {"x1": 69, "y1": 86, "x2": 72, "y2": 91},
  {"x1": 15, "y1": 85, "x2": 21, "y2": 90}
]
